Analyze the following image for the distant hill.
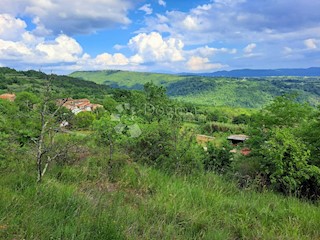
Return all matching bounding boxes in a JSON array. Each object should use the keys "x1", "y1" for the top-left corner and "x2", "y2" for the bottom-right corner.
[
  {"x1": 199, "y1": 67, "x2": 320, "y2": 77},
  {"x1": 70, "y1": 70, "x2": 320, "y2": 108}
]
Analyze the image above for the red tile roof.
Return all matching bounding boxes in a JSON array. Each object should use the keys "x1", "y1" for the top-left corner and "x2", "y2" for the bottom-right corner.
[{"x1": 0, "y1": 93, "x2": 16, "y2": 102}]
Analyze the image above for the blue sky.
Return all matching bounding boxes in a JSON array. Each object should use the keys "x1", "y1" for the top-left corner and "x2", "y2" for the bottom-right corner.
[{"x1": 0, "y1": 0, "x2": 319, "y2": 74}]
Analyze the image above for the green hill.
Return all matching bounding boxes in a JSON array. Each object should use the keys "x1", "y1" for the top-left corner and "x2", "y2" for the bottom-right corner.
[{"x1": 70, "y1": 70, "x2": 320, "y2": 108}]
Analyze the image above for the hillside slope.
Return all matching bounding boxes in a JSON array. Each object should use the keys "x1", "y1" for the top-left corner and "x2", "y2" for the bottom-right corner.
[
  {"x1": 201, "y1": 67, "x2": 320, "y2": 77},
  {"x1": 70, "y1": 70, "x2": 320, "y2": 108}
]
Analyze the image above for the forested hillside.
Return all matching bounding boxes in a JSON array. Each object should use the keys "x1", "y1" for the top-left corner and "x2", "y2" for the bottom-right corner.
[{"x1": 70, "y1": 70, "x2": 320, "y2": 108}]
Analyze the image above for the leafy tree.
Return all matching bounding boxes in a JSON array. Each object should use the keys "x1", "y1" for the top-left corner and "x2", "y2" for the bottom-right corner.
[
  {"x1": 73, "y1": 111, "x2": 95, "y2": 129},
  {"x1": 93, "y1": 115, "x2": 119, "y2": 161},
  {"x1": 259, "y1": 127, "x2": 319, "y2": 195},
  {"x1": 15, "y1": 91, "x2": 40, "y2": 111},
  {"x1": 102, "y1": 96, "x2": 118, "y2": 113}
]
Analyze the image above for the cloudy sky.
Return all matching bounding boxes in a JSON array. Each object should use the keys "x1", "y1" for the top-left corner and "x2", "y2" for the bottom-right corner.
[{"x1": 0, "y1": 0, "x2": 319, "y2": 74}]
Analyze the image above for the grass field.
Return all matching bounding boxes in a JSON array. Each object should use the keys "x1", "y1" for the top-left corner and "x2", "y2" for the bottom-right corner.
[{"x1": 1, "y1": 152, "x2": 319, "y2": 239}]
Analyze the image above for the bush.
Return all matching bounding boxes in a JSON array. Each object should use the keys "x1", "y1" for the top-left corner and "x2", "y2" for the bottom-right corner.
[
  {"x1": 73, "y1": 111, "x2": 95, "y2": 129},
  {"x1": 204, "y1": 141, "x2": 233, "y2": 173},
  {"x1": 260, "y1": 127, "x2": 320, "y2": 196}
]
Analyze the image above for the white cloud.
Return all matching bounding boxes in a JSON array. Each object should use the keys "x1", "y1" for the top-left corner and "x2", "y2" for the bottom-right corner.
[
  {"x1": 1, "y1": 0, "x2": 134, "y2": 35},
  {"x1": 0, "y1": 39, "x2": 32, "y2": 60},
  {"x1": 190, "y1": 45, "x2": 237, "y2": 57},
  {"x1": 304, "y1": 38, "x2": 318, "y2": 49},
  {"x1": 186, "y1": 56, "x2": 227, "y2": 72},
  {"x1": 94, "y1": 53, "x2": 129, "y2": 66},
  {"x1": 128, "y1": 32, "x2": 184, "y2": 63},
  {"x1": 243, "y1": 43, "x2": 256, "y2": 54},
  {"x1": 0, "y1": 14, "x2": 27, "y2": 41},
  {"x1": 182, "y1": 15, "x2": 201, "y2": 31},
  {"x1": 158, "y1": 0, "x2": 166, "y2": 7},
  {"x1": 139, "y1": 4, "x2": 153, "y2": 15},
  {"x1": 36, "y1": 35, "x2": 83, "y2": 63},
  {"x1": 113, "y1": 44, "x2": 126, "y2": 50}
]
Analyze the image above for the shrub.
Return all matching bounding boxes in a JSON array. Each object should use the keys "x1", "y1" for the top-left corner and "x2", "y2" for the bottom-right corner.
[
  {"x1": 204, "y1": 141, "x2": 233, "y2": 173},
  {"x1": 260, "y1": 127, "x2": 320, "y2": 196}
]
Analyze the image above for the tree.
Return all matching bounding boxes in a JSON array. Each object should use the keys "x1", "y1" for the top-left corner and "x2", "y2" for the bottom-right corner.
[
  {"x1": 35, "y1": 77, "x2": 68, "y2": 182},
  {"x1": 93, "y1": 115, "x2": 118, "y2": 161},
  {"x1": 259, "y1": 127, "x2": 318, "y2": 195},
  {"x1": 73, "y1": 111, "x2": 95, "y2": 129}
]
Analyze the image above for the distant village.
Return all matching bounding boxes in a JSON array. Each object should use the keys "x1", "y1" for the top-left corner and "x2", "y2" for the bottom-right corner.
[
  {"x1": 0, "y1": 93, "x2": 103, "y2": 115},
  {"x1": 1, "y1": 92, "x2": 249, "y2": 154},
  {"x1": 56, "y1": 98, "x2": 103, "y2": 115}
]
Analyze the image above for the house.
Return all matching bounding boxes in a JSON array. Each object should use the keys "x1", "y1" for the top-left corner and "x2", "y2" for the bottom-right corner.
[
  {"x1": 227, "y1": 134, "x2": 251, "y2": 156},
  {"x1": 0, "y1": 93, "x2": 16, "y2": 102},
  {"x1": 57, "y1": 98, "x2": 103, "y2": 115},
  {"x1": 227, "y1": 134, "x2": 249, "y2": 145},
  {"x1": 196, "y1": 134, "x2": 215, "y2": 145}
]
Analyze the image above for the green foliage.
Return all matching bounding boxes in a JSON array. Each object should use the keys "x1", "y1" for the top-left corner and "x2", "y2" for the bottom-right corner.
[
  {"x1": 73, "y1": 111, "x2": 95, "y2": 129},
  {"x1": 202, "y1": 121, "x2": 247, "y2": 134},
  {"x1": 259, "y1": 127, "x2": 316, "y2": 195},
  {"x1": 70, "y1": 70, "x2": 320, "y2": 108},
  {"x1": 102, "y1": 96, "x2": 118, "y2": 113},
  {"x1": 128, "y1": 121, "x2": 205, "y2": 175},
  {"x1": 246, "y1": 95, "x2": 320, "y2": 198},
  {"x1": 15, "y1": 91, "x2": 40, "y2": 111},
  {"x1": 2, "y1": 67, "x2": 320, "y2": 239},
  {"x1": 204, "y1": 141, "x2": 233, "y2": 173},
  {"x1": 232, "y1": 113, "x2": 251, "y2": 124}
]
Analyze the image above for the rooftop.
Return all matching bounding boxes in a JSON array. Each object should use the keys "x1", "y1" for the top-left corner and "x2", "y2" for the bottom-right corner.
[
  {"x1": 227, "y1": 134, "x2": 249, "y2": 141},
  {"x1": 0, "y1": 93, "x2": 16, "y2": 102}
]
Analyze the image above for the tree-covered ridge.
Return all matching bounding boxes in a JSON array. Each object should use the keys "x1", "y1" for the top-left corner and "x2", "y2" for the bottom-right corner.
[{"x1": 69, "y1": 70, "x2": 320, "y2": 108}]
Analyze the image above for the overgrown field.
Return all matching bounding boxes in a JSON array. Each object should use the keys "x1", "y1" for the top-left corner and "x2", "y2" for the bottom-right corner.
[{"x1": 1, "y1": 151, "x2": 320, "y2": 239}]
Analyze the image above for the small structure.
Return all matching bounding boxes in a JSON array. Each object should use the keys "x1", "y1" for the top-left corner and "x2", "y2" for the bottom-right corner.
[
  {"x1": 227, "y1": 134, "x2": 249, "y2": 145},
  {"x1": 240, "y1": 148, "x2": 251, "y2": 156},
  {"x1": 196, "y1": 134, "x2": 215, "y2": 145},
  {"x1": 57, "y1": 98, "x2": 103, "y2": 115},
  {"x1": 0, "y1": 93, "x2": 16, "y2": 102},
  {"x1": 60, "y1": 120, "x2": 69, "y2": 128},
  {"x1": 228, "y1": 134, "x2": 251, "y2": 156}
]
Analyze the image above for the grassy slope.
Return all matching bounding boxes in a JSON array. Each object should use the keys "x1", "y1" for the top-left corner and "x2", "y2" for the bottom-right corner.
[
  {"x1": 1, "y1": 156, "x2": 320, "y2": 239},
  {"x1": 70, "y1": 70, "x2": 183, "y2": 87},
  {"x1": 69, "y1": 71, "x2": 320, "y2": 108}
]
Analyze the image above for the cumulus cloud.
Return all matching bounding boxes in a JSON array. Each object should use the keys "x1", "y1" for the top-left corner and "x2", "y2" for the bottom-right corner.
[
  {"x1": 0, "y1": 39, "x2": 32, "y2": 60},
  {"x1": 190, "y1": 45, "x2": 237, "y2": 57},
  {"x1": 35, "y1": 35, "x2": 83, "y2": 63},
  {"x1": 158, "y1": 0, "x2": 166, "y2": 7},
  {"x1": 128, "y1": 32, "x2": 184, "y2": 63},
  {"x1": 304, "y1": 38, "x2": 318, "y2": 50},
  {"x1": 0, "y1": 14, "x2": 27, "y2": 41},
  {"x1": 141, "y1": 0, "x2": 320, "y2": 47},
  {"x1": 139, "y1": 4, "x2": 153, "y2": 15},
  {"x1": 186, "y1": 56, "x2": 226, "y2": 72},
  {"x1": 0, "y1": 0, "x2": 134, "y2": 35},
  {"x1": 243, "y1": 43, "x2": 256, "y2": 54},
  {"x1": 95, "y1": 53, "x2": 129, "y2": 66}
]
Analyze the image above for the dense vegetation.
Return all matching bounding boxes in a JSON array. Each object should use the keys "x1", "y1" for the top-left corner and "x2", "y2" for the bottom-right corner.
[
  {"x1": 1, "y1": 67, "x2": 320, "y2": 239},
  {"x1": 70, "y1": 70, "x2": 320, "y2": 108}
]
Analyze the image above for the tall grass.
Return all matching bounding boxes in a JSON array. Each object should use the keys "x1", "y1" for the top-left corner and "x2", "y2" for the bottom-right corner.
[{"x1": 1, "y1": 154, "x2": 319, "y2": 239}]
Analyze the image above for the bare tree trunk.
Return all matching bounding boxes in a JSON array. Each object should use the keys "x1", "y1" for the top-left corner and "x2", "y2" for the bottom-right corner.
[{"x1": 36, "y1": 76, "x2": 67, "y2": 183}]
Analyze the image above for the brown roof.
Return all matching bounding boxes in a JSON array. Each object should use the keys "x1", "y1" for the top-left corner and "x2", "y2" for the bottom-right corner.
[
  {"x1": 196, "y1": 134, "x2": 215, "y2": 144},
  {"x1": 0, "y1": 93, "x2": 16, "y2": 102},
  {"x1": 58, "y1": 97, "x2": 103, "y2": 113}
]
